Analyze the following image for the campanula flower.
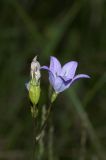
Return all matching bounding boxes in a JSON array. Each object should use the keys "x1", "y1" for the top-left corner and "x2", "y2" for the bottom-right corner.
[{"x1": 41, "y1": 56, "x2": 90, "y2": 93}]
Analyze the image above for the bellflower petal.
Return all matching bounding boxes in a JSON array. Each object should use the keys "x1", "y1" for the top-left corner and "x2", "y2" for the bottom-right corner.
[
  {"x1": 55, "y1": 77, "x2": 72, "y2": 93},
  {"x1": 65, "y1": 74, "x2": 90, "y2": 88},
  {"x1": 40, "y1": 66, "x2": 49, "y2": 70},
  {"x1": 72, "y1": 74, "x2": 90, "y2": 82},
  {"x1": 53, "y1": 77, "x2": 64, "y2": 93},
  {"x1": 50, "y1": 56, "x2": 61, "y2": 75},
  {"x1": 61, "y1": 61, "x2": 78, "y2": 79},
  {"x1": 41, "y1": 65, "x2": 55, "y2": 88},
  {"x1": 59, "y1": 74, "x2": 90, "y2": 91},
  {"x1": 49, "y1": 72, "x2": 55, "y2": 88},
  {"x1": 59, "y1": 75, "x2": 72, "y2": 82}
]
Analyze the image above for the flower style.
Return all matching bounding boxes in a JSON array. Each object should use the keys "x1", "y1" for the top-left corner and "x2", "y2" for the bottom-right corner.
[{"x1": 41, "y1": 56, "x2": 90, "y2": 93}]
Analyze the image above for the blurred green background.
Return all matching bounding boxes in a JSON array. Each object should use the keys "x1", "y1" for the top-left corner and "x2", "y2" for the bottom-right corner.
[{"x1": 0, "y1": 0, "x2": 106, "y2": 159}]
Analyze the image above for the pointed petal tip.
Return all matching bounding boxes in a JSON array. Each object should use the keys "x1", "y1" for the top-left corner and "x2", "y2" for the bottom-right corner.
[
  {"x1": 50, "y1": 55, "x2": 54, "y2": 58},
  {"x1": 40, "y1": 66, "x2": 49, "y2": 70},
  {"x1": 84, "y1": 75, "x2": 91, "y2": 79},
  {"x1": 50, "y1": 56, "x2": 58, "y2": 62},
  {"x1": 50, "y1": 55, "x2": 56, "y2": 59},
  {"x1": 65, "y1": 61, "x2": 78, "y2": 69},
  {"x1": 50, "y1": 56, "x2": 61, "y2": 64},
  {"x1": 50, "y1": 56, "x2": 54, "y2": 60},
  {"x1": 71, "y1": 61, "x2": 78, "y2": 65},
  {"x1": 64, "y1": 60, "x2": 78, "y2": 65},
  {"x1": 73, "y1": 74, "x2": 91, "y2": 82},
  {"x1": 50, "y1": 56, "x2": 61, "y2": 74},
  {"x1": 71, "y1": 61, "x2": 78, "y2": 68}
]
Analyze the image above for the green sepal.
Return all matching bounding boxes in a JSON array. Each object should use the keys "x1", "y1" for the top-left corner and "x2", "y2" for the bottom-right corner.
[
  {"x1": 51, "y1": 92, "x2": 58, "y2": 103},
  {"x1": 29, "y1": 79, "x2": 40, "y2": 105}
]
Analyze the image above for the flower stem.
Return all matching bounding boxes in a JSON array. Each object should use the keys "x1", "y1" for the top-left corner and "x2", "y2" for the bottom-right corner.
[
  {"x1": 48, "y1": 117, "x2": 54, "y2": 160},
  {"x1": 33, "y1": 117, "x2": 36, "y2": 159},
  {"x1": 37, "y1": 105, "x2": 46, "y2": 160},
  {"x1": 32, "y1": 105, "x2": 38, "y2": 160},
  {"x1": 36, "y1": 102, "x2": 53, "y2": 141}
]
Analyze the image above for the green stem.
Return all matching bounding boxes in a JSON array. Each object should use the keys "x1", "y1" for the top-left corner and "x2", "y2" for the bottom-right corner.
[
  {"x1": 36, "y1": 103, "x2": 53, "y2": 141},
  {"x1": 38, "y1": 105, "x2": 46, "y2": 160},
  {"x1": 48, "y1": 118, "x2": 54, "y2": 160},
  {"x1": 33, "y1": 116, "x2": 36, "y2": 160},
  {"x1": 32, "y1": 105, "x2": 38, "y2": 160}
]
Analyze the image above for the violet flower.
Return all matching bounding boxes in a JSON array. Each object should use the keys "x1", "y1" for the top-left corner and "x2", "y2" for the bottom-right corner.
[{"x1": 41, "y1": 56, "x2": 90, "y2": 93}]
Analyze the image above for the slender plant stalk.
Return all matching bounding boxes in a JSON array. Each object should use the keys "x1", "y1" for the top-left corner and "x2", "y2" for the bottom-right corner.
[
  {"x1": 48, "y1": 118, "x2": 54, "y2": 160},
  {"x1": 33, "y1": 116, "x2": 36, "y2": 160},
  {"x1": 32, "y1": 106, "x2": 37, "y2": 160},
  {"x1": 38, "y1": 105, "x2": 46, "y2": 160},
  {"x1": 32, "y1": 105, "x2": 39, "y2": 160},
  {"x1": 36, "y1": 102, "x2": 53, "y2": 141}
]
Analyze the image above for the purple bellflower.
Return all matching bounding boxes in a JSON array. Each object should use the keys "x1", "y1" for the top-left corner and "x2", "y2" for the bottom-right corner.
[{"x1": 41, "y1": 56, "x2": 90, "y2": 93}]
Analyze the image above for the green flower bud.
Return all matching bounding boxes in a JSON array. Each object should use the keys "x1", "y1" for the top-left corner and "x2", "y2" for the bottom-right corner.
[
  {"x1": 51, "y1": 92, "x2": 58, "y2": 103},
  {"x1": 29, "y1": 79, "x2": 40, "y2": 105}
]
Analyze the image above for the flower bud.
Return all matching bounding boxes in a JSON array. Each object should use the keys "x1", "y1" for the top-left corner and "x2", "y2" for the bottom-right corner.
[
  {"x1": 26, "y1": 56, "x2": 41, "y2": 109},
  {"x1": 29, "y1": 79, "x2": 40, "y2": 105}
]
